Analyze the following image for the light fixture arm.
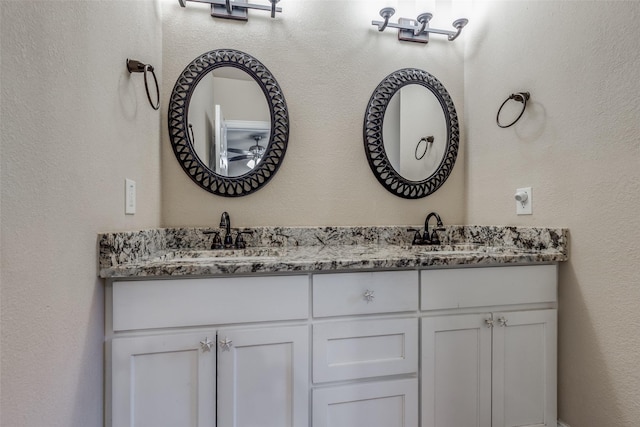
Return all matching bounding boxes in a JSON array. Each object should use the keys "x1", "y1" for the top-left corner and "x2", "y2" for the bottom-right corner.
[
  {"x1": 270, "y1": 0, "x2": 280, "y2": 18},
  {"x1": 372, "y1": 8, "x2": 468, "y2": 43},
  {"x1": 414, "y1": 13, "x2": 432, "y2": 36},
  {"x1": 376, "y1": 7, "x2": 396, "y2": 31}
]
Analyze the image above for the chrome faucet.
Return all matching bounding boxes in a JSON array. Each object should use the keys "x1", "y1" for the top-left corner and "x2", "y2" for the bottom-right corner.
[
  {"x1": 424, "y1": 212, "x2": 445, "y2": 245},
  {"x1": 220, "y1": 211, "x2": 233, "y2": 248}
]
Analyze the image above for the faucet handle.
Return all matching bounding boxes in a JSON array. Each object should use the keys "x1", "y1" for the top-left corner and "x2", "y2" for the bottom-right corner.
[
  {"x1": 234, "y1": 231, "x2": 253, "y2": 249},
  {"x1": 406, "y1": 228, "x2": 423, "y2": 245},
  {"x1": 430, "y1": 225, "x2": 446, "y2": 245},
  {"x1": 203, "y1": 230, "x2": 223, "y2": 249}
]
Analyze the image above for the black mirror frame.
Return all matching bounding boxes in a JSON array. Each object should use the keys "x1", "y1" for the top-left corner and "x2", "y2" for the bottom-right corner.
[
  {"x1": 168, "y1": 49, "x2": 289, "y2": 197},
  {"x1": 363, "y1": 68, "x2": 459, "y2": 199}
]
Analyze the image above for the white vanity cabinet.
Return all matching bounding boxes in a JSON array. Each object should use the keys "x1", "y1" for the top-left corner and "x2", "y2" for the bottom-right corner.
[
  {"x1": 106, "y1": 275, "x2": 310, "y2": 427},
  {"x1": 106, "y1": 264, "x2": 559, "y2": 427},
  {"x1": 420, "y1": 265, "x2": 558, "y2": 427}
]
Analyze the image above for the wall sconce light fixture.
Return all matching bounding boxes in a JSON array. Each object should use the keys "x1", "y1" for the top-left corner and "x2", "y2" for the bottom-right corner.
[
  {"x1": 178, "y1": 0, "x2": 281, "y2": 21},
  {"x1": 372, "y1": 7, "x2": 468, "y2": 43}
]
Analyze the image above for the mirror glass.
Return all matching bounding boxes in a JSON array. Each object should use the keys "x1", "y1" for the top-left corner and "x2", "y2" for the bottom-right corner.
[
  {"x1": 382, "y1": 85, "x2": 447, "y2": 182},
  {"x1": 363, "y1": 68, "x2": 459, "y2": 199},
  {"x1": 188, "y1": 67, "x2": 270, "y2": 177},
  {"x1": 168, "y1": 49, "x2": 289, "y2": 197}
]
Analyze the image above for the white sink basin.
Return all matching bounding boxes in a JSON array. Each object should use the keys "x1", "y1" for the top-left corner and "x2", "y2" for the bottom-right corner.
[
  {"x1": 164, "y1": 248, "x2": 284, "y2": 263},
  {"x1": 404, "y1": 244, "x2": 487, "y2": 255}
]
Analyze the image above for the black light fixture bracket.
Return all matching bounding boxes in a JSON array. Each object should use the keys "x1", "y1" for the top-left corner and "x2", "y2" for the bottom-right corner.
[{"x1": 178, "y1": 0, "x2": 282, "y2": 21}]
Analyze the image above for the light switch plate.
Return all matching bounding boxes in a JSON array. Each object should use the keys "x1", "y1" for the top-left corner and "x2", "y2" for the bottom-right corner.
[{"x1": 125, "y1": 179, "x2": 136, "y2": 215}]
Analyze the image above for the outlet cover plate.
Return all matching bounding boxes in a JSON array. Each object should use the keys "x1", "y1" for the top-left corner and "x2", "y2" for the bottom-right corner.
[{"x1": 516, "y1": 187, "x2": 532, "y2": 215}]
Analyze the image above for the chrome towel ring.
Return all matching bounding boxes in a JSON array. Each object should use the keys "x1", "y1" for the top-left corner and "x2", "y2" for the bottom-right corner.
[
  {"x1": 496, "y1": 92, "x2": 530, "y2": 128},
  {"x1": 126, "y1": 59, "x2": 160, "y2": 111}
]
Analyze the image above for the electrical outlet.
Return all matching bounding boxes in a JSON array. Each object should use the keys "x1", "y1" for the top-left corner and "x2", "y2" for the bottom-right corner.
[
  {"x1": 125, "y1": 179, "x2": 136, "y2": 215},
  {"x1": 515, "y1": 187, "x2": 532, "y2": 215}
]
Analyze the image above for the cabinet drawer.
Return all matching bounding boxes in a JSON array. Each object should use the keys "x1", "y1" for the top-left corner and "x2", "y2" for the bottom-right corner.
[
  {"x1": 421, "y1": 265, "x2": 557, "y2": 311},
  {"x1": 312, "y1": 379, "x2": 418, "y2": 427},
  {"x1": 313, "y1": 318, "x2": 418, "y2": 383},
  {"x1": 313, "y1": 271, "x2": 418, "y2": 317},
  {"x1": 112, "y1": 275, "x2": 308, "y2": 331}
]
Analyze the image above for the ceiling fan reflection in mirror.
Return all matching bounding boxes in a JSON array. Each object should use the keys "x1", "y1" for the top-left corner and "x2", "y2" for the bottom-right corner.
[{"x1": 228, "y1": 134, "x2": 267, "y2": 168}]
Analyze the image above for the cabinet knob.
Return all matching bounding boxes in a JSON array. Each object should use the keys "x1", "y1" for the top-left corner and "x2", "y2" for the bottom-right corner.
[
  {"x1": 219, "y1": 337, "x2": 233, "y2": 351},
  {"x1": 485, "y1": 318, "x2": 494, "y2": 328},
  {"x1": 200, "y1": 337, "x2": 214, "y2": 352},
  {"x1": 497, "y1": 316, "x2": 508, "y2": 327},
  {"x1": 363, "y1": 289, "x2": 375, "y2": 303}
]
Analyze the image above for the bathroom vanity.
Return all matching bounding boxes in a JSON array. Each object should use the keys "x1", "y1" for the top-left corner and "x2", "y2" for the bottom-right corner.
[{"x1": 100, "y1": 225, "x2": 567, "y2": 427}]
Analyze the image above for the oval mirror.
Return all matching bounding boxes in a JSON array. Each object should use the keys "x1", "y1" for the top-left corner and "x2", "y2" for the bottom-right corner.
[
  {"x1": 363, "y1": 68, "x2": 459, "y2": 199},
  {"x1": 168, "y1": 49, "x2": 289, "y2": 197}
]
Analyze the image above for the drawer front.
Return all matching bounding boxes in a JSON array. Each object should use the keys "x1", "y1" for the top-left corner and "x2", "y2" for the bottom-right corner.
[
  {"x1": 421, "y1": 265, "x2": 557, "y2": 311},
  {"x1": 312, "y1": 379, "x2": 418, "y2": 427},
  {"x1": 313, "y1": 271, "x2": 419, "y2": 317},
  {"x1": 112, "y1": 275, "x2": 309, "y2": 331},
  {"x1": 313, "y1": 318, "x2": 418, "y2": 383}
]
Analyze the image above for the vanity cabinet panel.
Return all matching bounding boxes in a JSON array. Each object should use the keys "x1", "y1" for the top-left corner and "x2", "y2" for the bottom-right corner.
[
  {"x1": 216, "y1": 325, "x2": 309, "y2": 427},
  {"x1": 112, "y1": 275, "x2": 308, "y2": 331},
  {"x1": 492, "y1": 309, "x2": 557, "y2": 427},
  {"x1": 107, "y1": 263, "x2": 559, "y2": 427},
  {"x1": 312, "y1": 379, "x2": 418, "y2": 427},
  {"x1": 110, "y1": 325, "x2": 308, "y2": 427},
  {"x1": 312, "y1": 317, "x2": 418, "y2": 383},
  {"x1": 111, "y1": 331, "x2": 217, "y2": 427},
  {"x1": 421, "y1": 310, "x2": 557, "y2": 427},
  {"x1": 312, "y1": 271, "x2": 418, "y2": 318},
  {"x1": 421, "y1": 314, "x2": 492, "y2": 427},
  {"x1": 420, "y1": 265, "x2": 557, "y2": 311}
]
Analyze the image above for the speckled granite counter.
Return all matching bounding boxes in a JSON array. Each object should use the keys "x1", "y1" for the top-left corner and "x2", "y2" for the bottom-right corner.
[{"x1": 98, "y1": 226, "x2": 568, "y2": 278}]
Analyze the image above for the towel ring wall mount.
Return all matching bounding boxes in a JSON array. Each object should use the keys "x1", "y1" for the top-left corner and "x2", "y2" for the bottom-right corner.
[
  {"x1": 127, "y1": 59, "x2": 160, "y2": 111},
  {"x1": 496, "y1": 92, "x2": 530, "y2": 128}
]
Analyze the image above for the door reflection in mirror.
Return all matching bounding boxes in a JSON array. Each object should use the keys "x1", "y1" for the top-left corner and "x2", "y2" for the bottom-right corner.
[
  {"x1": 382, "y1": 85, "x2": 447, "y2": 182},
  {"x1": 187, "y1": 67, "x2": 270, "y2": 177}
]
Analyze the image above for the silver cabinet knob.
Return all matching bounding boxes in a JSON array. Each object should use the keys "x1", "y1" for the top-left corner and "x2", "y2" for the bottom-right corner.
[
  {"x1": 219, "y1": 337, "x2": 233, "y2": 351},
  {"x1": 363, "y1": 289, "x2": 375, "y2": 303},
  {"x1": 497, "y1": 316, "x2": 508, "y2": 327},
  {"x1": 485, "y1": 318, "x2": 494, "y2": 328},
  {"x1": 200, "y1": 337, "x2": 214, "y2": 352}
]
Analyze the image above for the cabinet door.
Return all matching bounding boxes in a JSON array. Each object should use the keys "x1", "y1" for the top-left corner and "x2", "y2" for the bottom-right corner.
[
  {"x1": 217, "y1": 325, "x2": 309, "y2": 427},
  {"x1": 492, "y1": 309, "x2": 557, "y2": 427},
  {"x1": 421, "y1": 314, "x2": 492, "y2": 427},
  {"x1": 312, "y1": 379, "x2": 418, "y2": 427},
  {"x1": 111, "y1": 331, "x2": 217, "y2": 427}
]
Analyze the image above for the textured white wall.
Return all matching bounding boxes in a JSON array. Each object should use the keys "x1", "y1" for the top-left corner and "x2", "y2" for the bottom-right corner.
[
  {"x1": 0, "y1": 1, "x2": 162, "y2": 426},
  {"x1": 464, "y1": 1, "x2": 640, "y2": 426},
  {"x1": 161, "y1": 0, "x2": 466, "y2": 227}
]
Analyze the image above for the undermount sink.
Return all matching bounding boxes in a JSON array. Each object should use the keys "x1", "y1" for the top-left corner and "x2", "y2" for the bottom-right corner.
[
  {"x1": 162, "y1": 247, "x2": 285, "y2": 263},
  {"x1": 412, "y1": 244, "x2": 485, "y2": 252},
  {"x1": 152, "y1": 243, "x2": 527, "y2": 266},
  {"x1": 403, "y1": 243, "x2": 487, "y2": 255}
]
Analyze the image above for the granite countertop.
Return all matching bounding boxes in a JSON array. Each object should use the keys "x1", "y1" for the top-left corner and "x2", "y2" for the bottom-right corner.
[{"x1": 98, "y1": 225, "x2": 568, "y2": 279}]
